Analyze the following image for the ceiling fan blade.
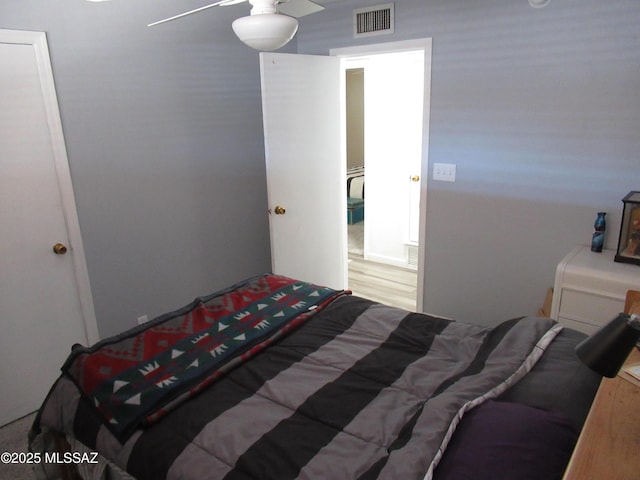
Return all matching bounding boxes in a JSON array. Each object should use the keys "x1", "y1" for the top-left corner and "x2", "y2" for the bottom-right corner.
[
  {"x1": 148, "y1": 0, "x2": 247, "y2": 27},
  {"x1": 277, "y1": 0, "x2": 325, "y2": 18}
]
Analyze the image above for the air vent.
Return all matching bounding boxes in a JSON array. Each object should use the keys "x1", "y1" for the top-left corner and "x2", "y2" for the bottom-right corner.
[
  {"x1": 407, "y1": 244, "x2": 418, "y2": 269},
  {"x1": 353, "y1": 3, "x2": 394, "y2": 39}
]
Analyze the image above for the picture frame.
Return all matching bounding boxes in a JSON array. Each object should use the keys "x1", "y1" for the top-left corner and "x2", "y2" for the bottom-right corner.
[{"x1": 614, "y1": 191, "x2": 640, "y2": 266}]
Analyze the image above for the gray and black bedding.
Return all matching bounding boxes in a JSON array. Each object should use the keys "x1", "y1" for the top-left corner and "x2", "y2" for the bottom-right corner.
[{"x1": 29, "y1": 273, "x2": 599, "y2": 480}]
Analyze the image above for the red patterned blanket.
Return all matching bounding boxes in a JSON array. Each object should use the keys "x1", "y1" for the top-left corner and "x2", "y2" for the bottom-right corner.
[{"x1": 62, "y1": 274, "x2": 346, "y2": 441}]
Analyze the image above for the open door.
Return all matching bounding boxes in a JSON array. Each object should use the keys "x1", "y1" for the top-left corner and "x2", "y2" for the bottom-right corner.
[{"x1": 260, "y1": 52, "x2": 347, "y2": 290}]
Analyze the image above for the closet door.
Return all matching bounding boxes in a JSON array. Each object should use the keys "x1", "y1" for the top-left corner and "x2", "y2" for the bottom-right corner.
[{"x1": 0, "y1": 30, "x2": 97, "y2": 425}]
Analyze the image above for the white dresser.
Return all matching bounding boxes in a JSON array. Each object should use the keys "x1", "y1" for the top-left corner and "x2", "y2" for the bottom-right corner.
[{"x1": 551, "y1": 245, "x2": 640, "y2": 334}]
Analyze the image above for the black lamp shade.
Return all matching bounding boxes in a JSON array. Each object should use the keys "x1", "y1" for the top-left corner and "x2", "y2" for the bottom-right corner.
[{"x1": 575, "y1": 313, "x2": 640, "y2": 378}]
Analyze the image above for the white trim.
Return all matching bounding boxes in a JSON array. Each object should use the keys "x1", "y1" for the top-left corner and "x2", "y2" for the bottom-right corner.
[
  {"x1": 0, "y1": 29, "x2": 100, "y2": 344},
  {"x1": 330, "y1": 38, "x2": 431, "y2": 58},
  {"x1": 331, "y1": 38, "x2": 432, "y2": 313}
]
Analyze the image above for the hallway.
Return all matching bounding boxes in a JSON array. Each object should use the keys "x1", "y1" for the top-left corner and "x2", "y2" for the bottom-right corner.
[{"x1": 347, "y1": 222, "x2": 417, "y2": 312}]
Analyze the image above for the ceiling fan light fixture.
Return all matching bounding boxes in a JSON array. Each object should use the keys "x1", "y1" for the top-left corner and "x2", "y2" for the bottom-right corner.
[{"x1": 232, "y1": 13, "x2": 298, "y2": 51}]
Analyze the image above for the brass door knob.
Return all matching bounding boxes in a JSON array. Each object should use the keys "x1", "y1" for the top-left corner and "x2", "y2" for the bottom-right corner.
[
  {"x1": 53, "y1": 243, "x2": 68, "y2": 255},
  {"x1": 411, "y1": 175, "x2": 420, "y2": 182},
  {"x1": 274, "y1": 206, "x2": 286, "y2": 215}
]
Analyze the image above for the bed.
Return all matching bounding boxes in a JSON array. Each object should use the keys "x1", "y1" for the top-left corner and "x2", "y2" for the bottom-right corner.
[
  {"x1": 29, "y1": 273, "x2": 600, "y2": 480},
  {"x1": 347, "y1": 166, "x2": 365, "y2": 224},
  {"x1": 346, "y1": 165, "x2": 364, "y2": 199}
]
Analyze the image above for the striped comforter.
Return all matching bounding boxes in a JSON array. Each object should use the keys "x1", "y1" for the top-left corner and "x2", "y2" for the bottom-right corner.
[{"x1": 31, "y1": 277, "x2": 561, "y2": 480}]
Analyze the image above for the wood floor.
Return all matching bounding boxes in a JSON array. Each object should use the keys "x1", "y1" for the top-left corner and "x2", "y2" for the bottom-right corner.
[{"x1": 348, "y1": 254, "x2": 417, "y2": 312}]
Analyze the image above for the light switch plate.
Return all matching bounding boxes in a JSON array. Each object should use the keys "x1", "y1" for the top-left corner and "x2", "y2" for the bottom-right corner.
[{"x1": 433, "y1": 163, "x2": 456, "y2": 182}]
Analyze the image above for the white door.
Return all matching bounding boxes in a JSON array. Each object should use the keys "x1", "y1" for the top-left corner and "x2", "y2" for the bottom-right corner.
[
  {"x1": 260, "y1": 52, "x2": 347, "y2": 290},
  {"x1": 0, "y1": 30, "x2": 98, "y2": 426},
  {"x1": 361, "y1": 50, "x2": 424, "y2": 265}
]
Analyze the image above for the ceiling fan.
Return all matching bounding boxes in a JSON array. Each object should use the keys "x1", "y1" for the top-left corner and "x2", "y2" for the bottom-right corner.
[{"x1": 147, "y1": 0, "x2": 328, "y2": 51}]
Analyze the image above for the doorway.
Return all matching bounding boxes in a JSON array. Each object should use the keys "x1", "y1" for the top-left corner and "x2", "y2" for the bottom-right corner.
[{"x1": 333, "y1": 40, "x2": 432, "y2": 312}]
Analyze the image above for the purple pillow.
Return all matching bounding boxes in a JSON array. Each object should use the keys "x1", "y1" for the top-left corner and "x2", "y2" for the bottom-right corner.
[{"x1": 434, "y1": 400, "x2": 578, "y2": 480}]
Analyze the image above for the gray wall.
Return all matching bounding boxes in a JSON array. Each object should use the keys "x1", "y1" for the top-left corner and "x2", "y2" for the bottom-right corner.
[
  {"x1": 298, "y1": 0, "x2": 640, "y2": 325},
  {"x1": 3, "y1": 0, "x2": 639, "y2": 336},
  {"x1": 1, "y1": 0, "x2": 278, "y2": 337}
]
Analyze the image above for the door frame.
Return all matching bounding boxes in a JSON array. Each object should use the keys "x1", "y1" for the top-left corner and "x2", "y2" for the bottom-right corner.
[
  {"x1": 1, "y1": 29, "x2": 100, "y2": 344},
  {"x1": 331, "y1": 38, "x2": 432, "y2": 312}
]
